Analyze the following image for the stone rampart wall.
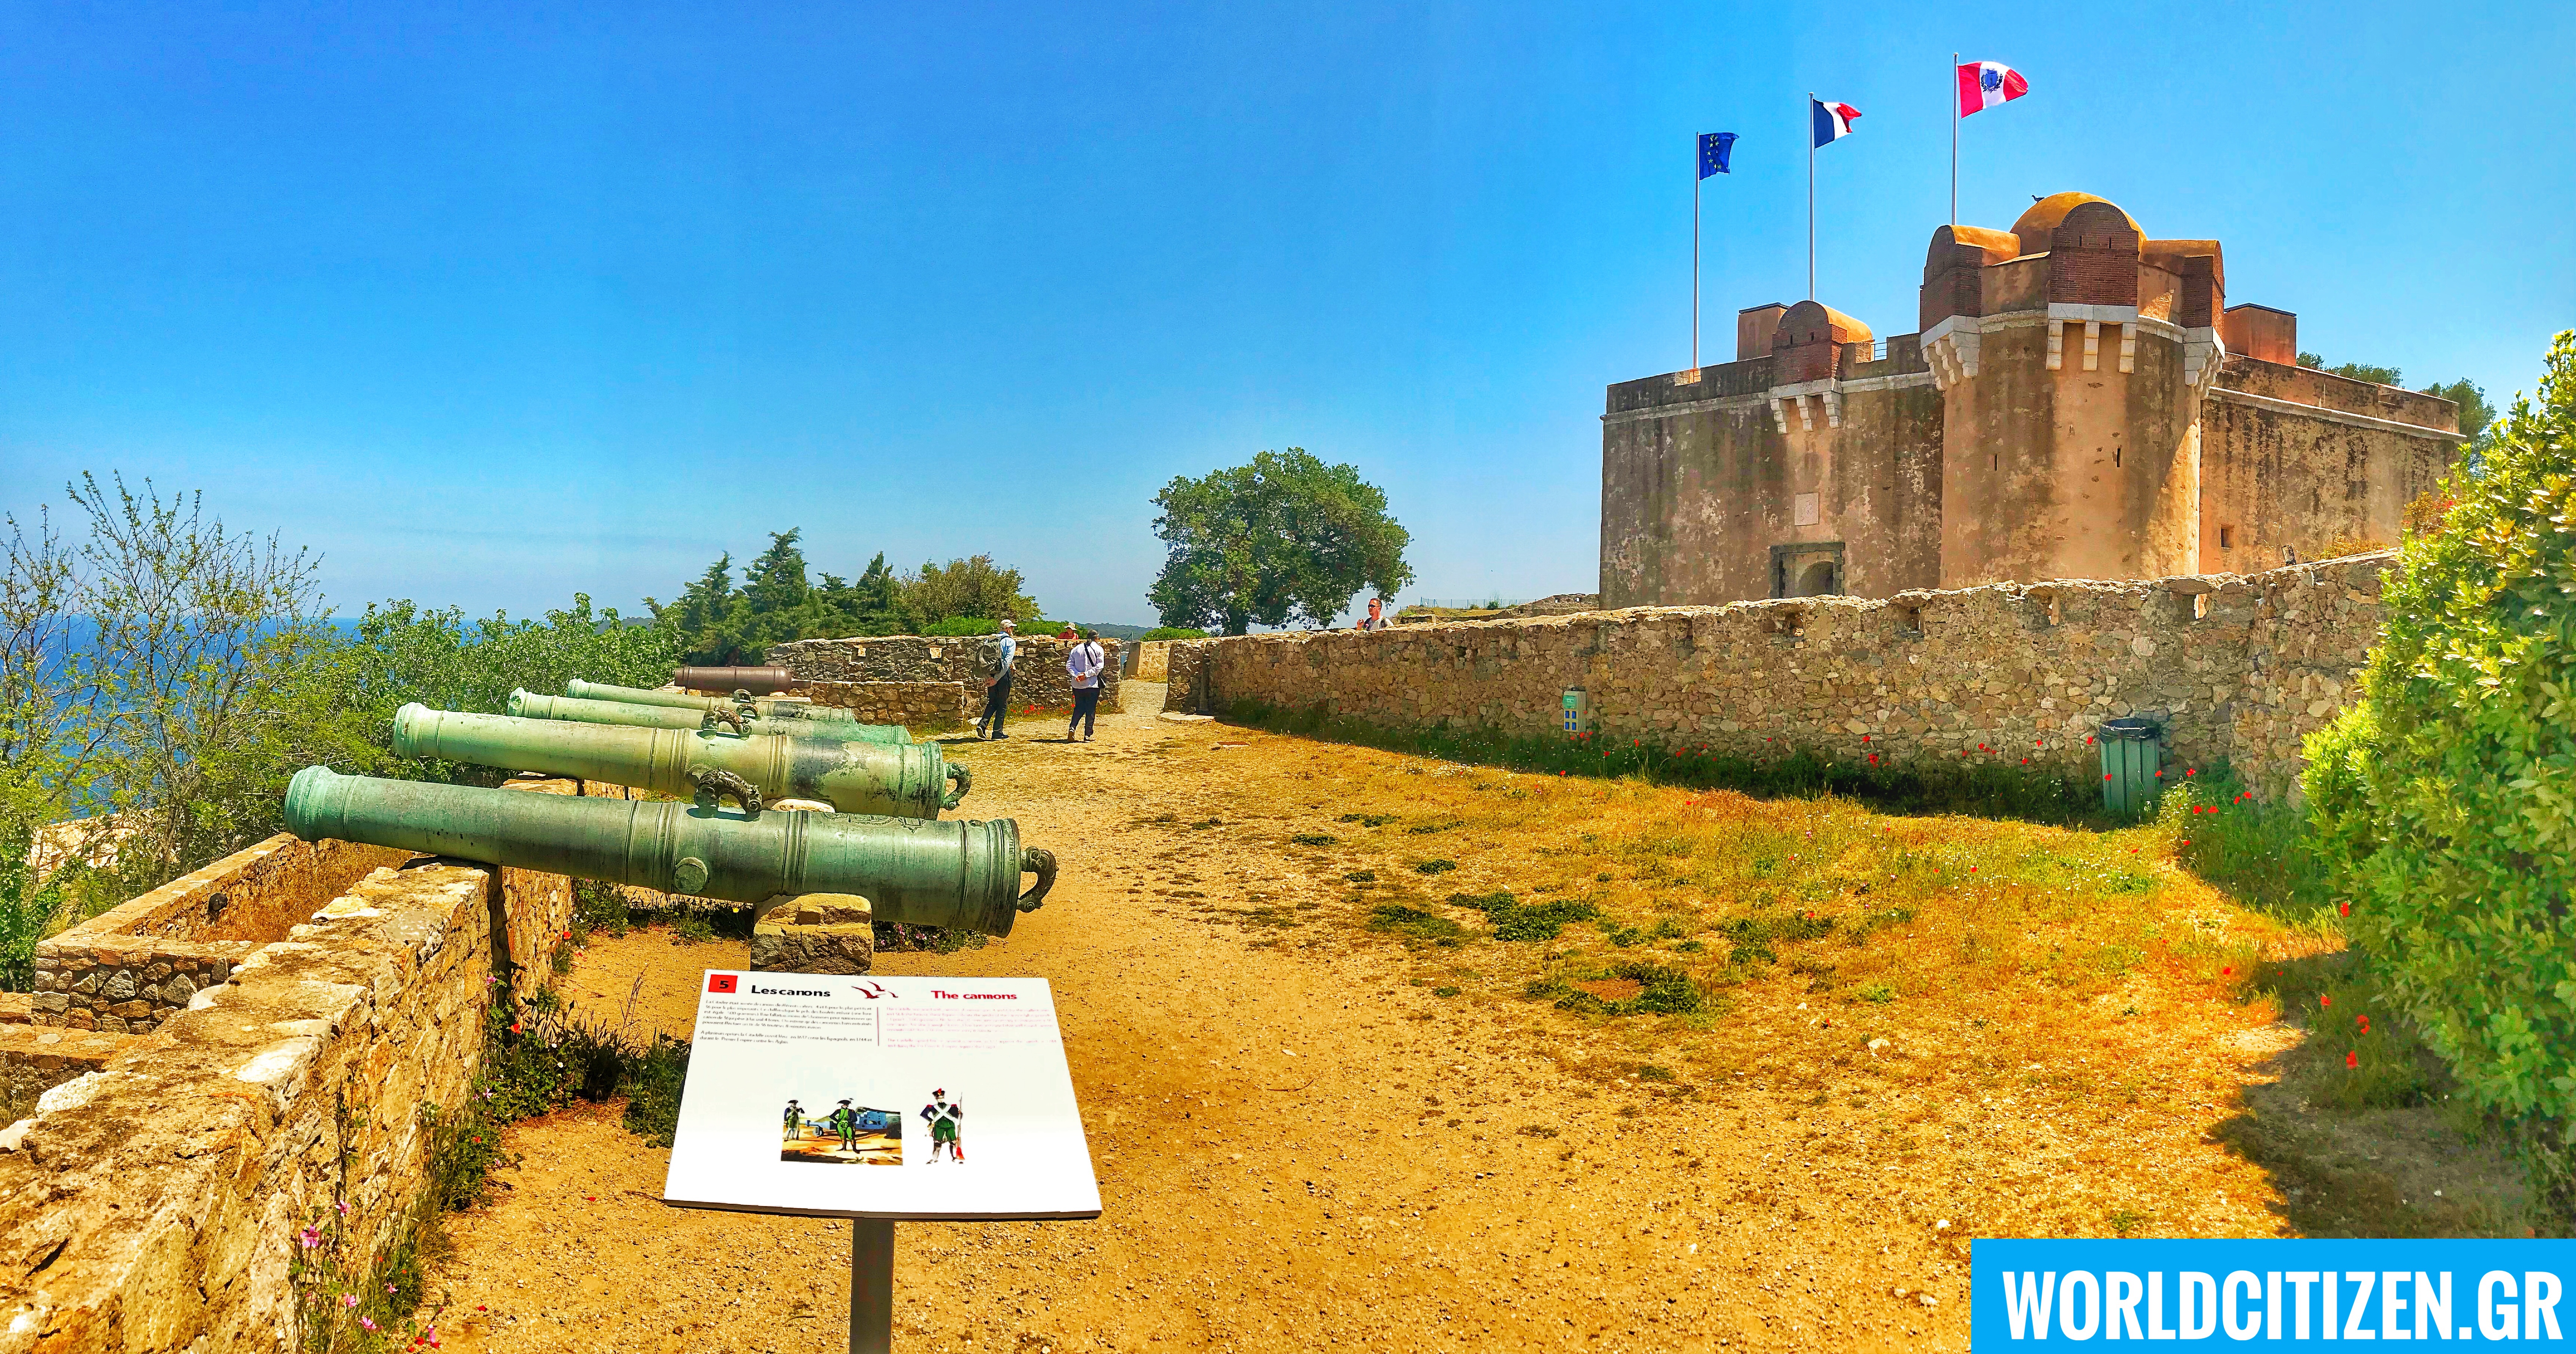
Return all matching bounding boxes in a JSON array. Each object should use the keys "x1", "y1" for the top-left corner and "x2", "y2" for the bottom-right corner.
[
  {"x1": 1132, "y1": 641, "x2": 1171, "y2": 683},
  {"x1": 0, "y1": 786, "x2": 576, "y2": 1350},
  {"x1": 30, "y1": 837, "x2": 411, "y2": 1035},
  {"x1": 772, "y1": 634, "x2": 1123, "y2": 715},
  {"x1": 799, "y1": 680, "x2": 972, "y2": 729},
  {"x1": 1202, "y1": 555, "x2": 2394, "y2": 799}
]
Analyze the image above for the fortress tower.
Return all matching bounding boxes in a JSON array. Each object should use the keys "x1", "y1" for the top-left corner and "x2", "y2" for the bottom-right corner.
[{"x1": 1600, "y1": 192, "x2": 2462, "y2": 607}]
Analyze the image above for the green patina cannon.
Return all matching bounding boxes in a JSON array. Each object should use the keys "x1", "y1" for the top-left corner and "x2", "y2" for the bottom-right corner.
[
  {"x1": 506, "y1": 689, "x2": 910, "y2": 745},
  {"x1": 392, "y1": 705, "x2": 968, "y2": 817},
  {"x1": 564, "y1": 678, "x2": 860, "y2": 725},
  {"x1": 283, "y1": 767, "x2": 1052, "y2": 935},
  {"x1": 674, "y1": 665, "x2": 796, "y2": 695}
]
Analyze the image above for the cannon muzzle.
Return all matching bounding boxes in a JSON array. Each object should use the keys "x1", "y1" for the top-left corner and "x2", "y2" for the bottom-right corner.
[
  {"x1": 507, "y1": 690, "x2": 910, "y2": 745},
  {"x1": 393, "y1": 705, "x2": 968, "y2": 817},
  {"x1": 283, "y1": 767, "x2": 1050, "y2": 934},
  {"x1": 563, "y1": 679, "x2": 859, "y2": 725},
  {"x1": 674, "y1": 666, "x2": 795, "y2": 695}
]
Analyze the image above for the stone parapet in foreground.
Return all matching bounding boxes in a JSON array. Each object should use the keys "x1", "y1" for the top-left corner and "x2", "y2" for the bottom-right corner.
[{"x1": 0, "y1": 784, "x2": 578, "y2": 1351}]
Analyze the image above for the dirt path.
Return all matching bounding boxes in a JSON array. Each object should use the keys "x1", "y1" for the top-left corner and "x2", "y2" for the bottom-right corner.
[{"x1": 422, "y1": 688, "x2": 2441, "y2": 1353}]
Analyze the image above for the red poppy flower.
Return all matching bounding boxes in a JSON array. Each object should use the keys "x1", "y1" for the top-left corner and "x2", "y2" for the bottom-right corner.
[
  {"x1": 2185, "y1": 768, "x2": 2195, "y2": 777},
  {"x1": 2338, "y1": 902, "x2": 2351, "y2": 916},
  {"x1": 2356, "y1": 1016, "x2": 2370, "y2": 1033},
  {"x1": 2105, "y1": 773, "x2": 2113, "y2": 780},
  {"x1": 2319, "y1": 994, "x2": 2332, "y2": 1008},
  {"x1": 2221, "y1": 966, "x2": 2232, "y2": 976},
  {"x1": 2346, "y1": 1051, "x2": 2359, "y2": 1069}
]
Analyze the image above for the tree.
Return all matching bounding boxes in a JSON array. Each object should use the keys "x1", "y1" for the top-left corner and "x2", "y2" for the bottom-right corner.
[
  {"x1": 898, "y1": 555, "x2": 1041, "y2": 630},
  {"x1": 1148, "y1": 449, "x2": 1412, "y2": 635},
  {"x1": 2303, "y1": 332, "x2": 2576, "y2": 1137},
  {"x1": 2420, "y1": 376, "x2": 2497, "y2": 454},
  {"x1": 650, "y1": 530, "x2": 910, "y2": 663},
  {"x1": 2297, "y1": 351, "x2": 2406, "y2": 387}
]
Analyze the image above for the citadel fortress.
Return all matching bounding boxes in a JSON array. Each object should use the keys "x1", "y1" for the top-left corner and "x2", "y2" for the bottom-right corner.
[{"x1": 1600, "y1": 192, "x2": 2464, "y2": 605}]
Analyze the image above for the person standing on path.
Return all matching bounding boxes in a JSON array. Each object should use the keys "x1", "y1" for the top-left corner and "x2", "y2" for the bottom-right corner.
[
  {"x1": 1065, "y1": 629, "x2": 1106, "y2": 741},
  {"x1": 974, "y1": 620, "x2": 1018, "y2": 739},
  {"x1": 1356, "y1": 597, "x2": 1389, "y2": 631}
]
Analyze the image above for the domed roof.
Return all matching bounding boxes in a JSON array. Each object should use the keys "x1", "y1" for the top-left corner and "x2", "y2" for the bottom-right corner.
[{"x1": 2010, "y1": 192, "x2": 2141, "y2": 257}]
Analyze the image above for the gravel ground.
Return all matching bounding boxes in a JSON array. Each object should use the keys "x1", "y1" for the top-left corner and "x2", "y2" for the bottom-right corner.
[{"x1": 421, "y1": 685, "x2": 2311, "y2": 1353}]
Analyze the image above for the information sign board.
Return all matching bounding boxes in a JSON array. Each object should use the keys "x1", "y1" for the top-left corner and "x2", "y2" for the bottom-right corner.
[{"x1": 661, "y1": 972, "x2": 1101, "y2": 1222}]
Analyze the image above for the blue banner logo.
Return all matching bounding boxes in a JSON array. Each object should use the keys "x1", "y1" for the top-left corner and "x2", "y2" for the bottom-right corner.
[{"x1": 1973, "y1": 1240, "x2": 2576, "y2": 1347}]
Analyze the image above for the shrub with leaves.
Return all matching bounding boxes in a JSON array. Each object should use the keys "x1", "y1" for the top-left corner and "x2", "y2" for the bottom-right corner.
[{"x1": 2303, "y1": 330, "x2": 2576, "y2": 1122}]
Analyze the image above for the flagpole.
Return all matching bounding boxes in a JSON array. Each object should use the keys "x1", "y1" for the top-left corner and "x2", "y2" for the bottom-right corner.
[
  {"x1": 1693, "y1": 153, "x2": 1701, "y2": 371},
  {"x1": 1805, "y1": 94, "x2": 1815, "y2": 302},
  {"x1": 1950, "y1": 53, "x2": 1959, "y2": 226}
]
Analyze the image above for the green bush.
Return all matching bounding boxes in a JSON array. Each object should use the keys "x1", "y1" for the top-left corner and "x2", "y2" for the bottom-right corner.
[
  {"x1": 2303, "y1": 329, "x2": 2576, "y2": 1122},
  {"x1": 1140, "y1": 627, "x2": 1209, "y2": 642}
]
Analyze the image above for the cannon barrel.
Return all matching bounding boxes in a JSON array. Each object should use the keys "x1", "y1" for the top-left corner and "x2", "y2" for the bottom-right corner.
[
  {"x1": 507, "y1": 690, "x2": 910, "y2": 745},
  {"x1": 392, "y1": 705, "x2": 968, "y2": 817},
  {"x1": 283, "y1": 767, "x2": 1050, "y2": 935},
  {"x1": 674, "y1": 665, "x2": 795, "y2": 695},
  {"x1": 563, "y1": 679, "x2": 859, "y2": 724}
]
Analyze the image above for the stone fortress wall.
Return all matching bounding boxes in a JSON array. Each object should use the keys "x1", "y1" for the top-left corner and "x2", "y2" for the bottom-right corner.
[
  {"x1": 799, "y1": 679, "x2": 974, "y2": 729},
  {"x1": 770, "y1": 633, "x2": 1123, "y2": 716},
  {"x1": 0, "y1": 780, "x2": 580, "y2": 1352},
  {"x1": 1187, "y1": 554, "x2": 2394, "y2": 800}
]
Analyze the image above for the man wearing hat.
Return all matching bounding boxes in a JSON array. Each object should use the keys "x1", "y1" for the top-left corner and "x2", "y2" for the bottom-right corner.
[
  {"x1": 920, "y1": 1088, "x2": 965, "y2": 1163},
  {"x1": 974, "y1": 620, "x2": 1018, "y2": 740},
  {"x1": 829, "y1": 1098, "x2": 859, "y2": 1152},
  {"x1": 783, "y1": 1098, "x2": 806, "y2": 1143}
]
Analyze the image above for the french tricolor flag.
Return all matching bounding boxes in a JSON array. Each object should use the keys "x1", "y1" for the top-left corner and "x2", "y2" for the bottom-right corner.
[
  {"x1": 1809, "y1": 98, "x2": 1861, "y2": 148},
  {"x1": 1957, "y1": 61, "x2": 2029, "y2": 116}
]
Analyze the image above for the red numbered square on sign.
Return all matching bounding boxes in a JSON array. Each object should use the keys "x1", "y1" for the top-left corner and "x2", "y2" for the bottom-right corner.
[{"x1": 706, "y1": 974, "x2": 738, "y2": 994}]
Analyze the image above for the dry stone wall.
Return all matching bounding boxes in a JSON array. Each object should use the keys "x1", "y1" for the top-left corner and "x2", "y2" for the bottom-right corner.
[
  {"x1": 30, "y1": 837, "x2": 407, "y2": 1035},
  {"x1": 771, "y1": 634, "x2": 1123, "y2": 715},
  {"x1": 799, "y1": 680, "x2": 972, "y2": 729},
  {"x1": 1202, "y1": 555, "x2": 2394, "y2": 799},
  {"x1": 0, "y1": 785, "x2": 576, "y2": 1351}
]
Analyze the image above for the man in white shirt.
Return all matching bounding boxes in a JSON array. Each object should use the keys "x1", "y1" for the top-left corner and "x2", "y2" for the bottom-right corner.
[
  {"x1": 1065, "y1": 629, "x2": 1106, "y2": 742},
  {"x1": 974, "y1": 620, "x2": 1018, "y2": 740}
]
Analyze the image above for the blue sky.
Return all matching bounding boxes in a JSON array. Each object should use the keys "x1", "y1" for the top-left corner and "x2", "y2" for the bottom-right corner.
[{"x1": 1, "y1": 1, "x2": 2569, "y2": 625}]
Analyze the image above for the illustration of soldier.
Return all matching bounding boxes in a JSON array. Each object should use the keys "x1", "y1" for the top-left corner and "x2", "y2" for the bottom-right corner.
[
  {"x1": 920, "y1": 1088, "x2": 965, "y2": 1163},
  {"x1": 783, "y1": 1099, "x2": 806, "y2": 1146},
  {"x1": 830, "y1": 1099, "x2": 860, "y2": 1153}
]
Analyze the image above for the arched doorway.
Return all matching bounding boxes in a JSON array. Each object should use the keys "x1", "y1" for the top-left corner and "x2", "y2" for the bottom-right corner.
[{"x1": 1795, "y1": 560, "x2": 1840, "y2": 597}]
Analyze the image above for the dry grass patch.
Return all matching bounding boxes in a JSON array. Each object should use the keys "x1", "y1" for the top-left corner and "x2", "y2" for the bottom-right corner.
[{"x1": 1132, "y1": 725, "x2": 2532, "y2": 1237}]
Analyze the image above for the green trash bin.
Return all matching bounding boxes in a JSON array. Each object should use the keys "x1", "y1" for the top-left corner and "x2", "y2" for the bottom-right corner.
[{"x1": 2098, "y1": 717, "x2": 2163, "y2": 817}]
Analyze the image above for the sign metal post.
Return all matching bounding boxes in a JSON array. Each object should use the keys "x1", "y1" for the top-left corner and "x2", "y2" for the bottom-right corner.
[{"x1": 849, "y1": 1218, "x2": 895, "y2": 1354}]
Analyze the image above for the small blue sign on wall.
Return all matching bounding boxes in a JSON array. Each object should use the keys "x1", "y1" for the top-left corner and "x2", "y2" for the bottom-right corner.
[{"x1": 1973, "y1": 1239, "x2": 2576, "y2": 1348}]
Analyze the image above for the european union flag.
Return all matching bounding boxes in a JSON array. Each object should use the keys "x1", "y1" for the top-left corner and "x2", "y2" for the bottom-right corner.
[{"x1": 1698, "y1": 131, "x2": 1737, "y2": 180}]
